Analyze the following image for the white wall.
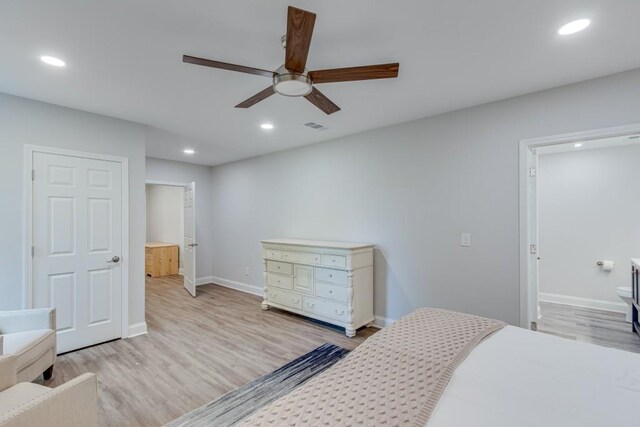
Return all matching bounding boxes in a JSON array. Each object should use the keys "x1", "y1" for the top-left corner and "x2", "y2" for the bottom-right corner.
[
  {"x1": 0, "y1": 93, "x2": 147, "y2": 329},
  {"x1": 209, "y1": 68, "x2": 640, "y2": 325},
  {"x1": 538, "y1": 144, "x2": 640, "y2": 309},
  {"x1": 145, "y1": 157, "x2": 213, "y2": 281},
  {"x1": 146, "y1": 184, "x2": 184, "y2": 269}
]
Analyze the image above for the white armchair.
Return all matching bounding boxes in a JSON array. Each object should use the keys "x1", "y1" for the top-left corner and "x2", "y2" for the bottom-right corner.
[
  {"x1": 0, "y1": 309, "x2": 57, "y2": 382},
  {"x1": 0, "y1": 355, "x2": 97, "y2": 427}
]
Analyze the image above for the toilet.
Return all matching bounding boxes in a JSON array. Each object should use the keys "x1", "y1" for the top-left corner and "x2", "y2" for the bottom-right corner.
[{"x1": 617, "y1": 286, "x2": 633, "y2": 323}]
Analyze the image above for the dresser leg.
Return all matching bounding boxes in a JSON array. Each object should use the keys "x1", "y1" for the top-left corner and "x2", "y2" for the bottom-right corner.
[
  {"x1": 261, "y1": 302, "x2": 270, "y2": 311},
  {"x1": 345, "y1": 327, "x2": 356, "y2": 338}
]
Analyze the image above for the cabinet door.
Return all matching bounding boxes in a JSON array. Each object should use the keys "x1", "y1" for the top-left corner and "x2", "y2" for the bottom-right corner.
[{"x1": 294, "y1": 264, "x2": 314, "y2": 295}]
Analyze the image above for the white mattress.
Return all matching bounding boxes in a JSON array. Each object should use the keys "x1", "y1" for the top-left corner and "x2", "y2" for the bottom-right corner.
[{"x1": 429, "y1": 325, "x2": 640, "y2": 426}]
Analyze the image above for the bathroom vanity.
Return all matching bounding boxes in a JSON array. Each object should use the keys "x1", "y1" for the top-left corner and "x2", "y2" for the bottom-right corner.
[{"x1": 632, "y1": 259, "x2": 640, "y2": 338}]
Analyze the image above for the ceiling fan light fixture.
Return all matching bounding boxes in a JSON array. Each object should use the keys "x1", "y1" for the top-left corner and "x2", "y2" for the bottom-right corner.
[{"x1": 273, "y1": 67, "x2": 312, "y2": 97}]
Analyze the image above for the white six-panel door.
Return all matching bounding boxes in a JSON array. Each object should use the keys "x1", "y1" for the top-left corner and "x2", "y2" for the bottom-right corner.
[
  {"x1": 183, "y1": 182, "x2": 196, "y2": 297},
  {"x1": 32, "y1": 152, "x2": 123, "y2": 353}
]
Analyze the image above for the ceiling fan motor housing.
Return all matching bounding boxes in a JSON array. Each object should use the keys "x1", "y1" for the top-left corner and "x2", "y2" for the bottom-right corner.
[{"x1": 273, "y1": 65, "x2": 313, "y2": 97}]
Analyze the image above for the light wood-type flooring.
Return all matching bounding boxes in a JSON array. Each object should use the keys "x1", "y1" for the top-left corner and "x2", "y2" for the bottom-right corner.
[
  {"x1": 537, "y1": 301, "x2": 640, "y2": 353},
  {"x1": 42, "y1": 275, "x2": 376, "y2": 426}
]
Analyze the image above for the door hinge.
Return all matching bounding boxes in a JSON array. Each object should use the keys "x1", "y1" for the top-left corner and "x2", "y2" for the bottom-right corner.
[
  {"x1": 31, "y1": 246, "x2": 34, "y2": 257},
  {"x1": 529, "y1": 167, "x2": 536, "y2": 178},
  {"x1": 529, "y1": 244, "x2": 537, "y2": 255},
  {"x1": 31, "y1": 169, "x2": 35, "y2": 181},
  {"x1": 530, "y1": 321, "x2": 538, "y2": 331}
]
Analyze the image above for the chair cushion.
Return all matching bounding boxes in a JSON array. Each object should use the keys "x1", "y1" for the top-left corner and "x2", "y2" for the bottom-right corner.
[
  {"x1": 1, "y1": 330, "x2": 55, "y2": 371},
  {"x1": 0, "y1": 382, "x2": 49, "y2": 415}
]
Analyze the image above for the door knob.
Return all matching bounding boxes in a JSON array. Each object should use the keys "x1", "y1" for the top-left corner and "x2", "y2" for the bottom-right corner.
[
  {"x1": 188, "y1": 243, "x2": 199, "y2": 247},
  {"x1": 108, "y1": 256, "x2": 120, "y2": 263}
]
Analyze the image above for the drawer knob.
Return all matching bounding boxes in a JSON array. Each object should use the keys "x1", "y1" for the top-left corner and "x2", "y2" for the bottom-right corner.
[
  {"x1": 329, "y1": 290, "x2": 333, "y2": 294},
  {"x1": 329, "y1": 274, "x2": 333, "y2": 278},
  {"x1": 307, "y1": 302, "x2": 315, "y2": 308},
  {"x1": 335, "y1": 309, "x2": 344, "y2": 315},
  {"x1": 277, "y1": 266, "x2": 280, "y2": 269}
]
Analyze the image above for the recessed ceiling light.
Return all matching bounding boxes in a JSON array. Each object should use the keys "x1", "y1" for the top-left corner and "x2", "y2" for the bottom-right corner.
[
  {"x1": 183, "y1": 149, "x2": 195, "y2": 154},
  {"x1": 260, "y1": 123, "x2": 274, "y2": 130},
  {"x1": 558, "y1": 19, "x2": 591, "y2": 36},
  {"x1": 574, "y1": 143, "x2": 583, "y2": 148},
  {"x1": 40, "y1": 55, "x2": 66, "y2": 67}
]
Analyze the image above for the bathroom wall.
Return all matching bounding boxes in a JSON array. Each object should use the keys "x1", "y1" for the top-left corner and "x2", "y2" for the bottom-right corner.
[{"x1": 538, "y1": 143, "x2": 640, "y2": 312}]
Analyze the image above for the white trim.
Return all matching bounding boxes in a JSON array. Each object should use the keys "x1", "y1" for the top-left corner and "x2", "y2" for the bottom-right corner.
[
  {"x1": 145, "y1": 179, "x2": 190, "y2": 187},
  {"x1": 519, "y1": 123, "x2": 640, "y2": 329},
  {"x1": 539, "y1": 292, "x2": 627, "y2": 314},
  {"x1": 197, "y1": 275, "x2": 263, "y2": 296},
  {"x1": 178, "y1": 268, "x2": 184, "y2": 276},
  {"x1": 195, "y1": 276, "x2": 214, "y2": 286},
  {"x1": 373, "y1": 315, "x2": 395, "y2": 328},
  {"x1": 23, "y1": 144, "x2": 130, "y2": 340},
  {"x1": 127, "y1": 322, "x2": 148, "y2": 338}
]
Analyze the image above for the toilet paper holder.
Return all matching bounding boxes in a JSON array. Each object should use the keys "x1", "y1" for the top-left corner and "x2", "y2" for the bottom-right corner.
[{"x1": 596, "y1": 260, "x2": 615, "y2": 271}]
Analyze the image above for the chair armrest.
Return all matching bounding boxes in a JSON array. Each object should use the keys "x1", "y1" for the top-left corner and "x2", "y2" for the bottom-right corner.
[
  {"x1": 0, "y1": 373, "x2": 98, "y2": 427},
  {"x1": 0, "y1": 355, "x2": 17, "y2": 392},
  {"x1": 0, "y1": 309, "x2": 56, "y2": 334}
]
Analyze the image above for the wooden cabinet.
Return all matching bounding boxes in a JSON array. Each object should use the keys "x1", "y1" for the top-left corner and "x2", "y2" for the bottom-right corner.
[
  {"x1": 145, "y1": 243, "x2": 179, "y2": 278},
  {"x1": 261, "y1": 239, "x2": 374, "y2": 337}
]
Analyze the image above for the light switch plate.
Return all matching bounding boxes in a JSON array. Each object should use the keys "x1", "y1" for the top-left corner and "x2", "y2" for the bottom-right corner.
[{"x1": 461, "y1": 233, "x2": 471, "y2": 247}]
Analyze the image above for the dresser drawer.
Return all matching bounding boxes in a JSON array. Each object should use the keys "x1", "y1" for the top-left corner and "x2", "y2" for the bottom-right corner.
[
  {"x1": 303, "y1": 296, "x2": 347, "y2": 322},
  {"x1": 266, "y1": 260, "x2": 293, "y2": 275},
  {"x1": 299, "y1": 252, "x2": 321, "y2": 265},
  {"x1": 322, "y1": 254, "x2": 347, "y2": 269},
  {"x1": 267, "y1": 273, "x2": 293, "y2": 290},
  {"x1": 315, "y1": 267, "x2": 348, "y2": 285},
  {"x1": 269, "y1": 289, "x2": 302, "y2": 310},
  {"x1": 264, "y1": 248, "x2": 282, "y2": 260},
  {"x1": 281, "y1": 251, "x2": 300, "y2": 263},
  {"x1": 315, "y1": 281, "x2": 348, "y2": 303}
]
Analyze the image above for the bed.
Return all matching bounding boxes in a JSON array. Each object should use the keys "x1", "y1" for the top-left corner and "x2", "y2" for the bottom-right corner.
[{"x1": 238, "y1": 308, "x2": 640, "y2": 427}]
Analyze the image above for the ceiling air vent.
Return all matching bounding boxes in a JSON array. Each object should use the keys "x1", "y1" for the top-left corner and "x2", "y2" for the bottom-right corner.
[{"x1": 304, "y1": 122, "x2": 328, "y2": 131}]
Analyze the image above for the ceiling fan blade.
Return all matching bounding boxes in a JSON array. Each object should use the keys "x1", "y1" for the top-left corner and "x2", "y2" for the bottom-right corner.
[
  {"x1": 309, "y1": 63, "x2": 399, "y2": 84},
  {"x1": 235, "y1": 86, "x2": 275, "y2": 108},
  {"x1": 183, "y1": 55, "x2": 275, "y2": 78},
  {"x1": 304, "y1": 87, "x2": 340, "y2": 115},
  {"x1": 285, "y1": 6, "x2": 316, "y2": 73}
]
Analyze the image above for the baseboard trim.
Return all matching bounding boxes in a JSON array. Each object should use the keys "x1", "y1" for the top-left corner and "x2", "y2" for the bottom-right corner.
[
  {"x1": 539, "y1": 292, "x2": 627, "y2": 314},
  {"x1": 196, "y1": 276, "x2": 214, "y2": 286},
  {"x1": 178, "y1": 268, "x2": 184, "y2": 276},
  {"x1": 127, "y1": 322, "x2": 148, "y2": 338},
  {"x1": 373, "y1": 315, "x2": 395, "y2": 328},
  {"x1": 197, "y1": 275, "x2": 263, "y2": 296}
]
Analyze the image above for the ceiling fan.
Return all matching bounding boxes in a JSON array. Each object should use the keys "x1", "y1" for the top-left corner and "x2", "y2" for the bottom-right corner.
[{"x1": 183, "y1": 6, "x2": 399, "y2": 115}]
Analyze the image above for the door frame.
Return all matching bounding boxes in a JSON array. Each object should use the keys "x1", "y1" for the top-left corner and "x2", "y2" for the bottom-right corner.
[
  {"x1": 145, "y1": 179, "x2": 190, "y2": 276},
  {"x1": 23, "y1": 144, "x2": 130, "y2": 339},
  {"x1": 518, "y1": 123, "x2": 640, "y2": 329}
]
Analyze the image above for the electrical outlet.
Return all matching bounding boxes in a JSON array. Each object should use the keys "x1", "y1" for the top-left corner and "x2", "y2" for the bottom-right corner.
[
  {"x1": 461, "y1": 233, "x2": 471, "y2": 247},
  {"x1": 245, "y1": 268, "x2": 250, "y2": 277}
]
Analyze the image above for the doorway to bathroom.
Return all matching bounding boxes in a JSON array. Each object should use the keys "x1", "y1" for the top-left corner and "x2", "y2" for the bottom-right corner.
[{"x1": 520, "y1": 124, "x2": 640, "y2": 353}]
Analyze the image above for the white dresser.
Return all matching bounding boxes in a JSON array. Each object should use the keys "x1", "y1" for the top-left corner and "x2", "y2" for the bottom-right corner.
[{"x1": 261, "y1": 239, "x2": 374, "y2": 337}]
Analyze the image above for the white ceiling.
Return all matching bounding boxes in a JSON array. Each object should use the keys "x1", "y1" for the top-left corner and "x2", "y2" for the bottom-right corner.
[{"x1": 2, "y1": 1, "x2": 640, "y2": 166}]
